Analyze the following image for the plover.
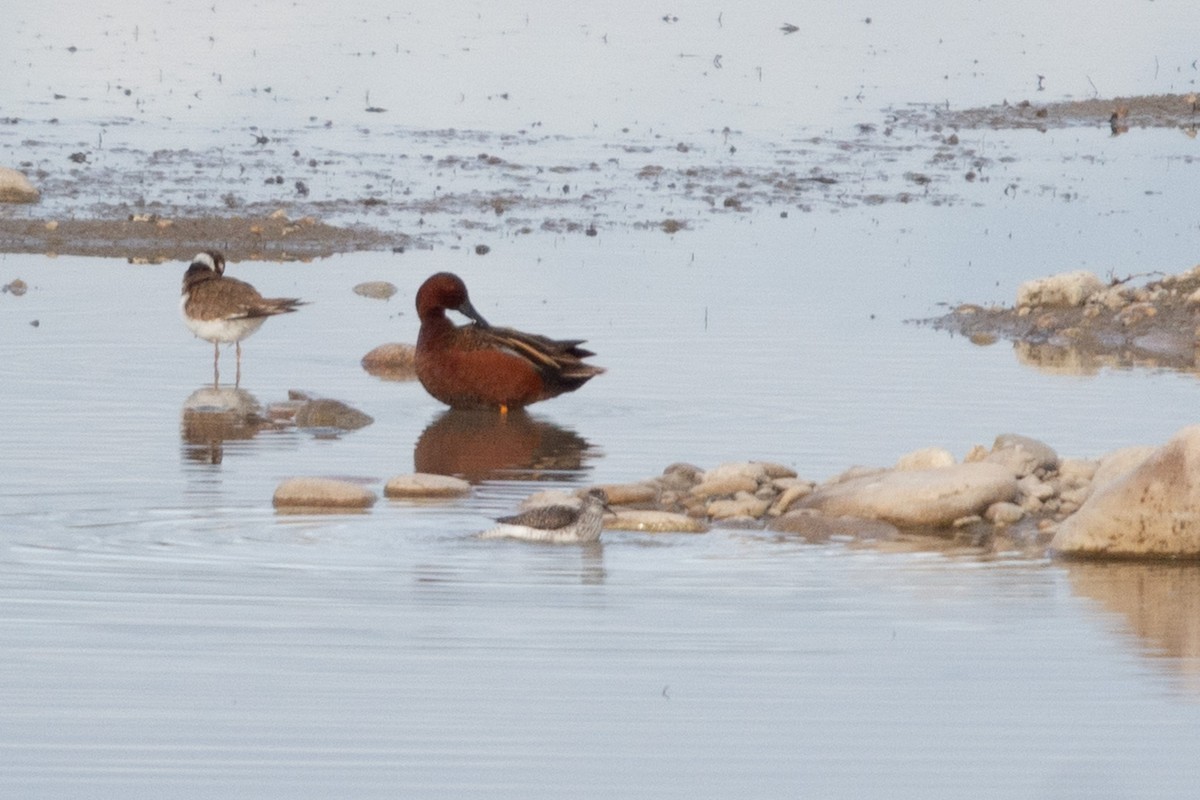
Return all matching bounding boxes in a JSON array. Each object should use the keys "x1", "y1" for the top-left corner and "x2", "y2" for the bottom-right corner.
[{"x1": 180, "y1": 250, "x2": 305, "y2": 385}]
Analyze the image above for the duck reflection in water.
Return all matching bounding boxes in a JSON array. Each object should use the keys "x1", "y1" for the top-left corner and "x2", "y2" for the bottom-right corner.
[
  {"x1": 413, "y1": 408, "x2": 598, "y2": 483},
  {"x1": 180, "y1": 385, "x2": 270, "y2": 465}
]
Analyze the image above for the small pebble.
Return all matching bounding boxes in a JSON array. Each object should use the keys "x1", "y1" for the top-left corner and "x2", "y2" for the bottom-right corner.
[{"x1": 353, "y1": 281, "x2": 398, "y2": 300}]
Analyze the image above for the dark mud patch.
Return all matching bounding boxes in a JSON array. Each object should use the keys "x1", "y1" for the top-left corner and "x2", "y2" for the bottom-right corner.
[
  {"x1": 0, "y1": 212, "x2": 410, "y2": 262},
  {"x1": 893, "y1": 92, "x2": 1200, "y2": 135},
  {"x1": 917, "y1": 267, "x2": 1200, "y2": 375}
]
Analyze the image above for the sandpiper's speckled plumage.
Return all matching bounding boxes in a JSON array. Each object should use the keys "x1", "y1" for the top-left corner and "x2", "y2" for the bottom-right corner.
[
  {"x1": 181, "y1": 250, "x2": 305, "y2": 384},
  {"x1": 481, "y1": 488, "x2": 611, "y2": 544}
]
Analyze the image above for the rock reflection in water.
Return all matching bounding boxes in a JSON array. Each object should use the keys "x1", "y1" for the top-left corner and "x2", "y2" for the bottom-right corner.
[
  {"x1": 180, "y1": 386, "x2": 270, "y2": 464},
  {"x1": 414, "y1": 408, "x2": 597, "y2": 482},
  {"x1": 1065, "y1": 561, "x2": 1200, "y2": 692}
]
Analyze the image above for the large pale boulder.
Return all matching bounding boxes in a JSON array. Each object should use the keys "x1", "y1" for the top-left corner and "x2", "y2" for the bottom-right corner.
[
  {"x1": 1090, "y1": 445, "x2": 1155, "y2": 492},
  {"x1": 1052, "y1": 426, "x2": 1200, "y2": 558},
  {"x1": 0, "y1": 167, "x2": 38, "y2": 203},
  {"x1": 1016, "y1": 270, "x2": 1104, "y2": 308},
  {"x1": 797, "y1": 463, "x2": 1017, "y2": 528}
]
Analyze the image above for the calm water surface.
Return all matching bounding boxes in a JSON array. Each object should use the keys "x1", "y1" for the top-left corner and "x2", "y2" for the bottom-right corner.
[{"x1": 4, "y1": 1, "x2": 1200, "y2": 797}]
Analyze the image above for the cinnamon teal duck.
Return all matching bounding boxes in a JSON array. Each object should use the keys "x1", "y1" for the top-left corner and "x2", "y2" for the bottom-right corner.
[{"x1": 414, "y1": 272, "x2": 604, "y2": 411}]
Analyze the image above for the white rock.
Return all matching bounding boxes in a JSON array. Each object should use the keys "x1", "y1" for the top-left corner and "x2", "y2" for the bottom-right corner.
[
  {"x1": 384, "y1": 473, "x2": 471, "y2": 499},
  {"x1": 796, "y1": 463, "x2": 1018, "y2": 528},
  {"x1": 273, "y1": 477, "x2": 377, "y2": 510},
  {"x1": 1016, "y1": 474, "x2": 1055, "y2": 501},
  {"x1": 690, "y1": 475, "x2": 759, "y2": 499},
  {"x1": 1016, "y1": 270, "x2": 1104, "y2": 308},
  {"x1": 1052, "y1": 426, "x2": 1200, "y2": 557},
  {"x1": 707, "y1": 493, "x2": 771, "y2": 520},
  {"x1": 895, "y1": 447, "x2": 956, "y2": 471},
  {"x1": 768, "y1": 482, "x2": 815, "y2": 516},
  {"x1": 1094, "y1": 286, "x2": 1131, "y2": 311},
  {"x1": 1057, "y1": 458, "x2": 1099, "y2": 484},
  {"x1": 1059, "y1": 485, "x2": 1091, "y2": 508},
  {"x1": 702, "y1": 461, "x2": 769, "y2": 485},
  {"x1": 595, "y1": 482, "x2": 658, "y2": 505},
  {"x1": 986, "y1": 433, "x2": 1058, "y2": 477},
  {"x1": 985, "y1": 501, "x2": 1025, "y2": 525},
  {"x1": 0, "y1": 167, "x2": 39, "y2": 203},
  {"x1": 1091, "y1": 445, "x2": 1155, "y2": 492}
]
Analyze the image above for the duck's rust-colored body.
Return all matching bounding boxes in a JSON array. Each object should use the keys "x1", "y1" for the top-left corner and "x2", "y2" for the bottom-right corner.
[{"x1": 414, "y1": 272, "x2": 604, "y2": 411}]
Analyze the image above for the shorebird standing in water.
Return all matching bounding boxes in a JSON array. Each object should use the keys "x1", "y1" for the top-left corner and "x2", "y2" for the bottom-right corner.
[
  {"x1": 480, "y1": 488, "x2": 612, "y2": 544},
  {"x1": 180, "y1": 250, "x2": 305, "y2": 386}
]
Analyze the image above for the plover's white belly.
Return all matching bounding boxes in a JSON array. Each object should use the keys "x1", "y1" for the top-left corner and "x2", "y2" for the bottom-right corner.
[{"x1": 181, "y1": 295, "x2": 267, "y2": 344}]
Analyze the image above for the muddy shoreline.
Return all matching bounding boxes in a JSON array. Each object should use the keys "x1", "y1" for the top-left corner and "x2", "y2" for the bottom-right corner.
[
  {"x1": 3, "y1": 93, "x2": 1194, "y2": 262},
  {"x1": 920, "y1": 264, "x2": 1200, "y2": 376}
]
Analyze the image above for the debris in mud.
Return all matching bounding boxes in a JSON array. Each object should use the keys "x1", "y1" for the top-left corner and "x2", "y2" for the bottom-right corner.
[
  {"x1": 0, "y1": 213, "x2": 410, "y2": 261},
  {"x1": 893, "y1": 92, "x2": 1200, "y2": 135},
  {"x1": 2, "y1": 278, "x2": 27, "y2": 295},
  {"x1": 918, "y1": 265, "x2": 1200, "y2": 374},
  {"x1": 2, "y1": 92, "x2": 1190, "y2": 259}
]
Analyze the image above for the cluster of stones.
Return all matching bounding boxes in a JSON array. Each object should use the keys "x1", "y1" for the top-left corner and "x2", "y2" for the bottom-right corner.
[
  {"x1": 274, "y1": 425, "x2": 1200, "y2": 558},
  {"x1": 932, "y1": 266, "x2": 1200, "y2": 371},
  {"x1": 569, "y1": 433, "x2": 1086, "y2": 542}
]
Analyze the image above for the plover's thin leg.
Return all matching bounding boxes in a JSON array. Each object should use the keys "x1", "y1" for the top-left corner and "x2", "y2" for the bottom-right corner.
[
  {"x1": 235, "y1": 341, "x2": 243, "y2": 388},
  {"x1": 212, "y1": 342, "x2": 220, "y2": 388}
]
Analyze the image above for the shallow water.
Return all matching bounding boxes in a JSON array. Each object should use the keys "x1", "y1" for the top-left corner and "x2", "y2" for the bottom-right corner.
[
  {"x1": 5, "y1": 224, "x2": 1200, "y2": 797},
  {"x1": 4, "y1": 1, "x2": 1200, "y2": 797}
]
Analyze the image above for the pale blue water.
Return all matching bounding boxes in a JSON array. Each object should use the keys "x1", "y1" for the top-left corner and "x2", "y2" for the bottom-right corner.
[{"x1": 3, "y1": 2, "x2": 1200, "y2": 797}]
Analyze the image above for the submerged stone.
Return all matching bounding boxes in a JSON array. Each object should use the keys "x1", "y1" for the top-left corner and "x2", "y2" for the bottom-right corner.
[
  {"x1": 293, "y1": 398, "x2": 374, "y2": 431},
  {"x1": 384, "y1": 473, "x2": 471, "y2": 499},
  {"x1": 273, "y1": 477, "x2": 377, "y2": 510},
  {"x1": 607, "y1": 509, "x2": 708, "y2": 533}
]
